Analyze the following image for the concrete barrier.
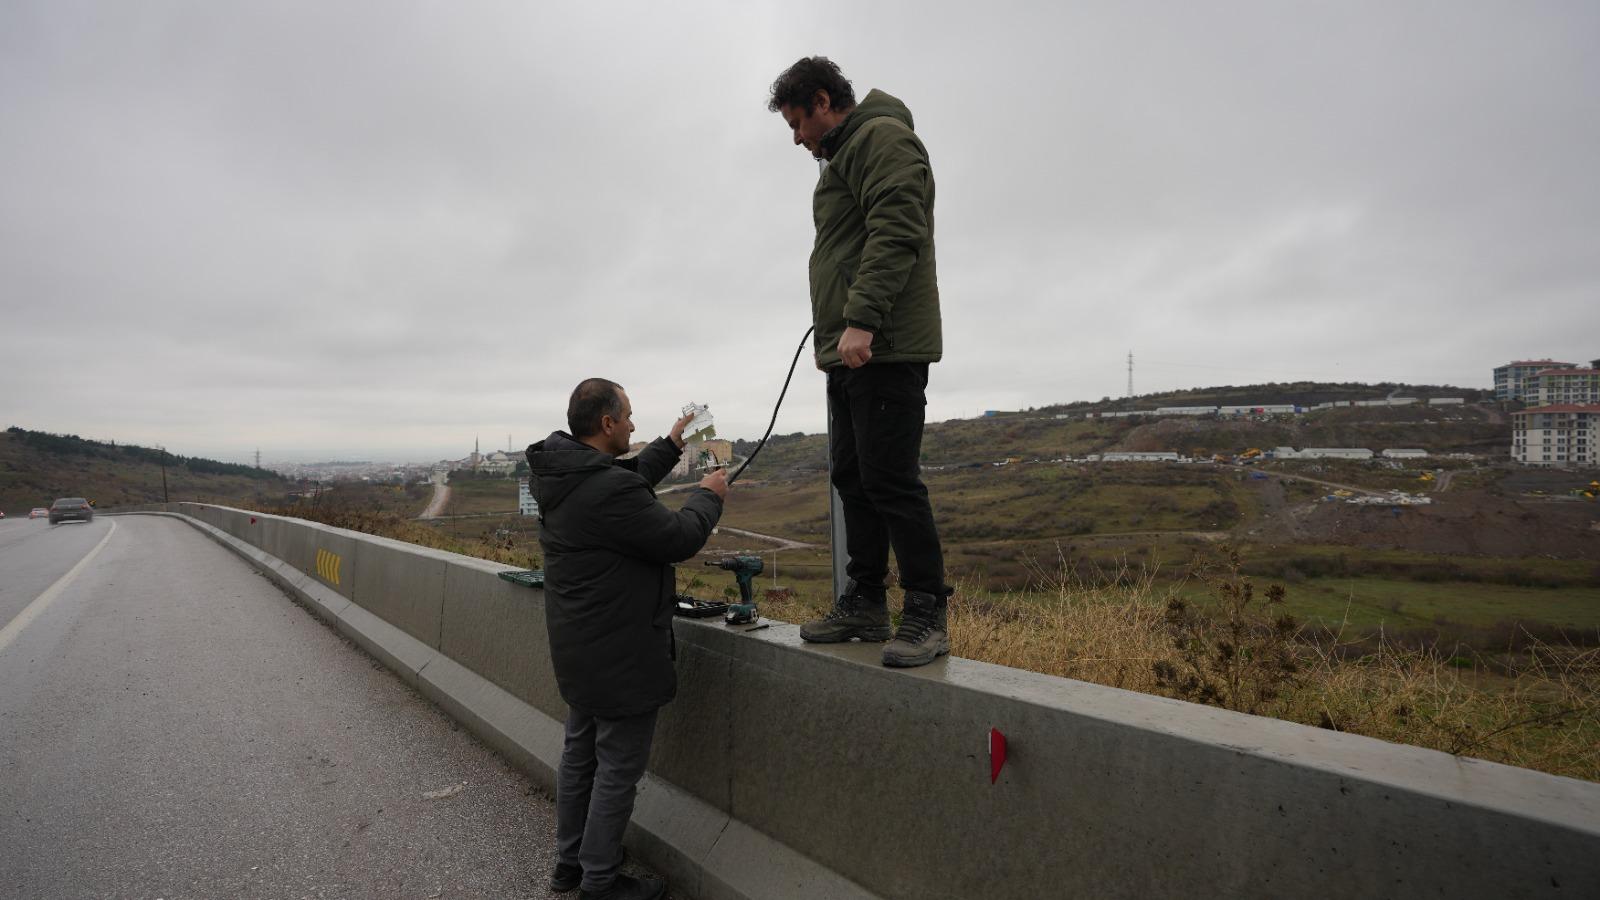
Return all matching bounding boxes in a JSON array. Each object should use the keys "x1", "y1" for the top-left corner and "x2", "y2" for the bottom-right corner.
[
  {"x1": 438, "y1": 557, "x2": 565, "y2": 718},
  {"x1": 111, "y1": 503, "x2": 1600, "y2": 899},
  {"x1": 348, "y1": 534, "x2": 449, "y2": 648}
]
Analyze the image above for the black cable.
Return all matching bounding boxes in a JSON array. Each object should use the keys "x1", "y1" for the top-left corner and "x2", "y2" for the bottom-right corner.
[{"x1": 729, "y1": 325, "x2": 815, "y2": 485}]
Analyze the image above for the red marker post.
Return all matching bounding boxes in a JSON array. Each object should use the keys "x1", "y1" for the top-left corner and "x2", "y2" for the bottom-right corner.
[{"x1": 989, "y1": 728, "x2": 1007, "y2": 784}]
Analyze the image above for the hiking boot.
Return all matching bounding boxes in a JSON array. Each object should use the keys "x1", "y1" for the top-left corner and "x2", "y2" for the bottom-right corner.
[
  {"x1": 550, "y1": 861, "x2": 582, "y2": 893},
  {"x1": 800, "y1": 580, "x2": 891, "y2": 643},
  {"x1": 882, "y1": 591, "x2": 950, "y2": 668},
  {"x1": 579, "y1": 873, "x2": 666, "y2": 900}
]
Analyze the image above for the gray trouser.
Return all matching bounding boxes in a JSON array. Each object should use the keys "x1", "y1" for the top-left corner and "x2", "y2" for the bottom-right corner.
[{"x1": 556, "y1": 707, "x2": 659, "y2": 892}]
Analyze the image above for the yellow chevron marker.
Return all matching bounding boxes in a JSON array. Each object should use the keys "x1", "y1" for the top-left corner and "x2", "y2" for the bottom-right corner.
[{"x1": 315, "y1": 548, "x2": 342, "y2": 586}]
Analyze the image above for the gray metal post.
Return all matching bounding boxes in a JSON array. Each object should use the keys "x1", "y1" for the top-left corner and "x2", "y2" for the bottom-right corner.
[{"x1": 827, "y1": 397, "x2": 849, "y2": 600}]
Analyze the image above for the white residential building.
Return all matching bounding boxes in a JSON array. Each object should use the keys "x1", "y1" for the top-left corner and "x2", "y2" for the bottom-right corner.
[
  {"x1": 1511, "y1": 405, "x2": 1600, "y2": 467},
  {"x1": 1495, "y1": 359, "x2": 1576, "y2": 402},
  {"x1": 1155, "y1": 406, "x2": 1217, "y2": 416},
  {"x1": 1296, "y1": 448, "x2": 1374, "y2": 460},
  {"x1": 1381, "y1": 449, "x2": 1429, "y2": 459},
  {"x1": 518, "y1": 479, "x2": 540, "y2": 516},
  {"x1": 1531, "y1": 368, "x2": 1600, "y2": 407},
  {"x1": 1217, "y1": 405, "x2": 1301, "y2": 415},
  {"x1": 1427, "y1": 398, "x2": 1465, "y2": 406},
  {"x1": 1100, "y1": 451, "x2": 1180, "y2": 462}
]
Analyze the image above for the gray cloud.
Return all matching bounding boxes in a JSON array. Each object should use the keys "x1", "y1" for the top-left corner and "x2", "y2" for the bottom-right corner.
[{"x1": 2, "y1": 1, "x2": 1596, "y2": 462}]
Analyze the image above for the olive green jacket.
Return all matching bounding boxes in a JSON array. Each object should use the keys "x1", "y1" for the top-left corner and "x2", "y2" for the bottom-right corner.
[{"x1": 810, "y1": 89, "x2": 942, "y2": 370}]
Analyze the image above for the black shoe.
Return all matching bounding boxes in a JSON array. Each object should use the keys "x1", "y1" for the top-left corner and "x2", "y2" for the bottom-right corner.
[
  {"x1": 882, "y1": 590, "x2": 950, "y2": 668},
  {"x1": 579, "y1": 873, "x2": 667, "y2": 900},
  {"x1": 550, "y1": 862, "x2": 582, "y2": 893},
  {"x1": 800, "y1": 579, "x2": 891, "y2": 643}
]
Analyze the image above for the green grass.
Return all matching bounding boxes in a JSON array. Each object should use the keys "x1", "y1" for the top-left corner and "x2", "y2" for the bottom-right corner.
[
  {"x1": 439, "y1": 474, "x2": 520, "y2": 516},
  {"x1": 1177, "y1": 576, "x2": 1600, "y2": 633},
  {"x1": 1266, "y1": 459, "x2": 1441, "y2": 492},
  {"x1": 715, "y1": 480, "x2": 830, "y2": 541},
  {"x1": 312, "y1": 481, "x2": 432, "y2": 517}
]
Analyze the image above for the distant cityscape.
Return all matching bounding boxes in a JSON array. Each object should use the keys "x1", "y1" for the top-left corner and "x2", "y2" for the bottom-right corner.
[
  {"x1": 269, "y1": 436, "x2": 525, "y2": 483},
  {"x1": 265, "y1": 355, "x2": 1599, "y2": 482}
]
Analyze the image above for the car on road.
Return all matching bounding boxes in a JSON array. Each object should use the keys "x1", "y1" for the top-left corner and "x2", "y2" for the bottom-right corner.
[
  {"x1": 48, "y1": 497, "x2": 94, "y2": 525},
  {"x1": 29, "y1": 507, "x2": 49, "y2": 519}
]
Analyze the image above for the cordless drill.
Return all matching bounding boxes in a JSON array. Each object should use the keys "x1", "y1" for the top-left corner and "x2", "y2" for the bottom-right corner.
[{"x1": 705, "y1": 555, "x2": 763, "y2": 625}]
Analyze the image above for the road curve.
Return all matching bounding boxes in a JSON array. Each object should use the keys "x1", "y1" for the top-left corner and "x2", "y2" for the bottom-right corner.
[
  {"x1": 419, "y1": 473, "x2": 452, "y2": 520},
  {"x1": 0, "y1": 515, "x2": 668, "y2": 899}
]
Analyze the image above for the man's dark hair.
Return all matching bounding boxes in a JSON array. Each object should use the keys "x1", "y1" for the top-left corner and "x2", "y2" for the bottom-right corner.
[
  {"x1": 567, "y1": 378, "x2": 624, "y2": 438},
  {"x1": 767, "y1": 56, "x2": 855, "y2": 114}
]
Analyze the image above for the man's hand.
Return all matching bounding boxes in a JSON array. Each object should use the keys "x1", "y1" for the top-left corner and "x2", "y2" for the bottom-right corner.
[
  {"x1": 837, "y1": 326, "x2": 874, "y2": 369},
  {"x1": 669, "y1": 411, "x2": 695, "y2": 449},
  {"x1": 699, "y1": 468, "x2": 729, "y2": 500}
]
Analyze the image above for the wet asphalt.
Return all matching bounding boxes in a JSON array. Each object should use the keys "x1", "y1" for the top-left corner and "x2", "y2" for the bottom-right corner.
[{"x1": 0, "y1": 515, "x2": 672, "y2": 900}]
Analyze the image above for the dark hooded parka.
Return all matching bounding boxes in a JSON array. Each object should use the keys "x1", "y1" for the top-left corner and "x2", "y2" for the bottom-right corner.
[
  {"x1": 525, "y1": 431, "x2": 722, "y2": 717},
  {"x1": 809, "y1": 89, "x2": 942, "y2": 371}
]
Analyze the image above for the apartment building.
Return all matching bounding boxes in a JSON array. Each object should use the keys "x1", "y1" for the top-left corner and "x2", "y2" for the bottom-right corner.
[
  {"x1": 1511, "y1": 405, "x2": 1600, "y2": 467},
  {"x1": 1532, "y1": 367, "x2": 1600, "y2": 407},
  {"x1": 1494, "y1": 359, "x2": 1575, "y2": 402}
]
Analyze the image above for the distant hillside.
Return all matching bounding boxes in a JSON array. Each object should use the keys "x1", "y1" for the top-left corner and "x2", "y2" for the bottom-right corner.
[
  {"x1": 1037, "y1": 381, "x2": 1491, "y2": 414},
  {"x1": 0, "y1": 426, "x2": 294, "y2": 513},
  {"x1": 718, "y1": 382, "x2": 1508, "y2": 481}
]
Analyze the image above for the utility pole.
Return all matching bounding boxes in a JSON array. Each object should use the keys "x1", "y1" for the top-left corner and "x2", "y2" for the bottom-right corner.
[
  {"x1": 1126, "y1": 350, "x2": 1134, "y2": 398},
  {"x1": 159, "y1": 445, "x2": 170, "y2": 504},
  {"x1": 255, "y1": 448, "x2": 261, "y2": 469}
]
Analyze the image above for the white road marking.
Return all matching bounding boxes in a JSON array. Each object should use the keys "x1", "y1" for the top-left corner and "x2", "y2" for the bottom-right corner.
[{"x1": 0, "y1": 519, "x2": 119, "y2": 654}]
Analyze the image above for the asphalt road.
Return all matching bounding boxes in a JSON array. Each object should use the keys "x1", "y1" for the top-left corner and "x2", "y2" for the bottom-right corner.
[{"x1": 0, "y1": 515, "x2": 667, "y2": 899}]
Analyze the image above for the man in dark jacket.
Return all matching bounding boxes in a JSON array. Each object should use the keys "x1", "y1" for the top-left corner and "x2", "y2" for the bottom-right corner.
[
  {"x1": 769, "y1": 56, "x2": 953, "y2": 668},
  {"x1": 526, "y1": 378, "x2": 727, "y2": 900}
]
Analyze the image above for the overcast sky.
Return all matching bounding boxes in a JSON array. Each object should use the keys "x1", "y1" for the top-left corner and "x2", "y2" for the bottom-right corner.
[{"x1": 3, "y1": 2, "x2": 1597, "y2": 463}]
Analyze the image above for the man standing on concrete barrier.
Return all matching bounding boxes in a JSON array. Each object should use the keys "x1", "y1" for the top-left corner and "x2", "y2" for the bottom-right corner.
[
  {"x1": 769, "y1": 57, "x2": 953, "y2": 667},
  {"x1": 526, "y1": 378, "x2": 728, "y2": 900}
]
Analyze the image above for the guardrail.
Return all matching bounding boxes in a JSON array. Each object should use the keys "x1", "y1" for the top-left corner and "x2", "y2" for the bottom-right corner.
[{"x1": 110, "y1": 502, "x2": 1600, "y2": 899}]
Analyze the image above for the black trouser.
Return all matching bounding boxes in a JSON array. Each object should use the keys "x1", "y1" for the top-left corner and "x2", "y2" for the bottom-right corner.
[
  {"x1": 555, "y1": 707, "x2": 658, "y2": 893},
  {"x1": 827, "y1": 362, "x2": 950, "y2": 601}
]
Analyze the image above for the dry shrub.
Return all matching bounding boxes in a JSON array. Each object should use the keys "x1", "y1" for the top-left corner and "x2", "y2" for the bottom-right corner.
[{"x1": 1154, "y1": 548, "x2": 1301, "y2": 714}]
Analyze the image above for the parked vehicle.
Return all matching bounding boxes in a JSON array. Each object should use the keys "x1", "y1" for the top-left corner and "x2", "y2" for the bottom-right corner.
[{"x1": 48, "y1": 497, "x2": 94, "y2": 524}]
